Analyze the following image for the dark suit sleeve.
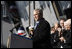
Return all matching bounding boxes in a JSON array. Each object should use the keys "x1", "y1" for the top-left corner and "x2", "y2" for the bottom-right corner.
[
  {"x1": 62, "y1": 30, "x2": 71, "y2": 46},
  {"x1": 33, "y1": 22, "x2": 51, "y2": 43},
  {"x1": 64, "y1": 32, "x2": 71, "y2": 44}
]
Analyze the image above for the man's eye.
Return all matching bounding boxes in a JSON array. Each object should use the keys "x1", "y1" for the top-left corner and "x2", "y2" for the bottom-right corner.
[{"x1": 34, "y1": 14, "x2": 38, "y2": 16}]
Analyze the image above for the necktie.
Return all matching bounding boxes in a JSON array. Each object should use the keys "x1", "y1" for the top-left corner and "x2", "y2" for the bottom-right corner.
[
  {"x1": 34, "y1": 23, "x2": 38, "y2": 29},
  {"x1": 34, "y1": 21, "x2": 39, "y2": 29}
]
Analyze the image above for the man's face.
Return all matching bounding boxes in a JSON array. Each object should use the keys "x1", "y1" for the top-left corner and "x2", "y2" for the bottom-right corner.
[
  {"x1": 54, "y1": 23, "x2": 58, "y2": 28},
  {"x1": 64, "y1": 23, "x2": 71, "y2": 30},
  {"x1": 34, "y1": 10, "x2": 40, "y2": 21},
  {"x1": 60, "y1": 20, "x2": 64, "y2": 27}
]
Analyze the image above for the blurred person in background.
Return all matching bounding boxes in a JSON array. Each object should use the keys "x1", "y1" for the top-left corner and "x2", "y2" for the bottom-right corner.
[
  {"x1": 51, "y1": 22, "x2": 62, "y2": 48},
  {"x1": 59, "y1": 19, "x2": 71, "y2": 48},
  {"x1": 60, "y1": 18, "x2": 65, "y2": 31}
]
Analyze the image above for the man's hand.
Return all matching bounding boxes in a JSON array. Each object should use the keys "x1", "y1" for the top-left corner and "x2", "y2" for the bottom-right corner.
[
  {"x1": 29, "y1": 30, "x2": 33, "y2": 35},
  {"x1": 29, "y1": 26, "x2": 34, "y2": 35},
  {"x1": 57, "y1": 28, "x2": 61, "y2": 32},
  {"x1": 59, "y1": 37, "x2": 65, "y2": 42},
  {"x1": 51, "y1": 30, "x2": 55, "y2": 34}
]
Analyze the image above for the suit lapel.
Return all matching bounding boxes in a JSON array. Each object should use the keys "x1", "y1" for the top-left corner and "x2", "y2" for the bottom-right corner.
[{"x1": 34, "y1": 18, "x2": 44, "y2": 31}]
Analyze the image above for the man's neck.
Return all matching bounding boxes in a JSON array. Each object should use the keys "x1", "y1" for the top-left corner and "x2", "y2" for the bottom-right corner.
[
  {"x1": 36, "y1": 21, "x2": 39, "y2": 24},
  {"x1": 38, "y1": 18, "x2": 44, "y2": 21}
]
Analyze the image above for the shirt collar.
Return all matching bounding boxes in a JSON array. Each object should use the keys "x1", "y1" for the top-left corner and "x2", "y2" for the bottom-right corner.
[{"x1": 36, "y1": 21, "x2": 39, "y2": 24}]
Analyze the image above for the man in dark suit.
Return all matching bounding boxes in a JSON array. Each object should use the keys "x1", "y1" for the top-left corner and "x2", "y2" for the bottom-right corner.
[
  {"x1": 59, "y1": 19, "x2": 71, "y2": 48},
  {"x1": 32, "y1": 9, "x2": 51, "y2": 48}
]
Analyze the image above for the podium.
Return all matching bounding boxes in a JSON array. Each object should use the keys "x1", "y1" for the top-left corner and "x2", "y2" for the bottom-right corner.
[{"x1": 10, "y1": 33, "x2": 33, "y2": 48}]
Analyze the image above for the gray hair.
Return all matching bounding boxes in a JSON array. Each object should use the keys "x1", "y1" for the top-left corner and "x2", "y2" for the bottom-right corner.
[{"x1": 34, "y1": 8, "x2": 43, "y2": 17}]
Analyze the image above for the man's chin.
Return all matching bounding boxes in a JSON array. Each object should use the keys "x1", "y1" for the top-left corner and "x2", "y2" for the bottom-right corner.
[{"x1": 35, "y1": 19, "x2": 38, "y2": 21}]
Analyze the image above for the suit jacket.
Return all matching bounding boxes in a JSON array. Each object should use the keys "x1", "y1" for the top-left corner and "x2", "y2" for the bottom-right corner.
[
  {"x1": 62, "y1": 29, "x2": 71, "y2": 46},
  {"x1": 33, "y1": 18, "x2": 51, "y2": 48},
  {"x1": 57, "y1": 29, "x2": 71, "y2": 48},
  {"x1": 51, "y1": 30, "x2": 60, "y2": 47}
]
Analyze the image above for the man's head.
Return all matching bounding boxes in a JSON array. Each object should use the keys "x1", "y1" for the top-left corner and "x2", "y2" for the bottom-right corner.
[
  {"x1": 54, "y1": 22, "x2": 59, "y2": 30},
  {"x1": 34, "y1": 9, "x2": 43, "y2": 21},
  {"x1": 60, "y1": 18, "x2": 65, "y2": 27},
  {"x1": 64, "y1": 19, "x2": 71, "y2": 30}
]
